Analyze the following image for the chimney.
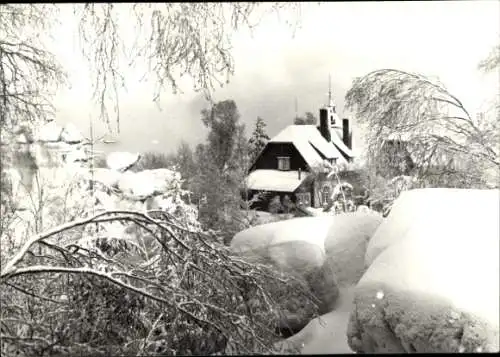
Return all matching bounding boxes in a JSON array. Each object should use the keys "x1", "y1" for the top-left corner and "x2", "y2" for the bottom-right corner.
[
  {"x1": 319, "y1": 108, "x2": 331, "y2": 142},
  {"x1": 342, "y1": 118, "x2": 352, "y2": 149}
]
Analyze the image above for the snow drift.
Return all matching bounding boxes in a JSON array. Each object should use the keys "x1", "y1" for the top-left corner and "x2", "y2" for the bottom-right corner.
[
  {"x1": 106, "y1": 151, "x2": 141, "y2": 172},
  {"x1": 117, "y1": 168, "x2": 181, "y2": 200},
  {"x1": 323, "y1": 211, "x2": 383, "y2": 289},
  {"x1": 231, "y1": 216, "x2": 330, "y2": 272},
  {"x1": 348, "y1": 188, "x2": 500, "y2": 353},
  {"x1": 231, "y1": 211, "x2": 383, "y2": 319}
]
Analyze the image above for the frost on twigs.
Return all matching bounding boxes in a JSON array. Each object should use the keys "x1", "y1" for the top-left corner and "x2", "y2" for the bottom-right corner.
[
  {"x1": 73, "y1": 3, "x2": 302, "y2": 132},
  {"x1": 346, "y1": 69, "x2": 499, "y2": 190}
]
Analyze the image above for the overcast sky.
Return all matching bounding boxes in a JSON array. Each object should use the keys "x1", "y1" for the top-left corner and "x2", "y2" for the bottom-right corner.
[{"x1": 51, "y1": 1, "x2": 499, "y2": 156}]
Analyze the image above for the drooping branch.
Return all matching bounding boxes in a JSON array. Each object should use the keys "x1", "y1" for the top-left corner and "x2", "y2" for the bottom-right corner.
[
  {"x1": 478, "y1": 44, "x2": 500, "y2": 73},
  {"x1": 3, "y1": 265, "x2": 175, "y2": 305},
  {"x1": 0, "y1": 4, "x2": 67, "y2": 130},
  {"x1": 345, "y1": 69, "x2": 499, "y2": 184},
  {"x1": 73, "y1": 3, "x2": 302, "y2": 132},
  {"x1": 0, "y1": 209, "x2": 203, "y2": 280}
]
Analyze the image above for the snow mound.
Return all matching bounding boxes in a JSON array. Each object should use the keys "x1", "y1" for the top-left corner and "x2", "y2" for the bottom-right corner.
[
  {"x1": 348, "y1": 188, "x2": 500, "y2": 353},
  {"x1": 324, "y1": 211, "x2": 383, "y2": 289},
  {"x1": 117, "y1": 169, "x2": 181, "y2": 200},
  {"x1": 89, "y1": 168, "x2": 122, "y2": 188},
  {"x1": 365, "y1": 188, "x2": 499, "y2": 267},
  {"x1": 106, "y1": 151, "x2": 141, "y2": 172},
  {"x1": 231, "y1": 217, "x2": 331, "y2": 334},
  {"x1": 36, "y1": 121, "x2": 64, "y2": 142},
  {"x1": 231, "y1": 216, "x2": 330, "y2": 272},
  {"x1": 118, "y1": 171, "x2": 156, "y2": 199},
  {"x1": 231, "y1": 212, "x2": 383, "y2": 316},
  {"x1": 232, "y1": 216, "x2": 331, "y2": 253},
  {"x1": 60, "y1": 123, "x2": 84, "y2": 143}
]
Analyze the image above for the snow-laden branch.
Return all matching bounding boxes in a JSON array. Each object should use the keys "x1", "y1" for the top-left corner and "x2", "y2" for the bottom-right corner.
[
  {"x1": 346, "y1": 68, "x2": 499, "y2": 184},
  {"x1": 1, "y1": 265, "x2": 173, "y2": 304},
  {"x1": 0, "y1": 209, "x2": 194, "y2": 280},
  {"x1": 1, "y1": 210, "x2": 110, "y2": 279}
]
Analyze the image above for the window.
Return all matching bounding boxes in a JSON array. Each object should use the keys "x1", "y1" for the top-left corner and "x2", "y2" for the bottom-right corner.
[
  {"x1": 277, "y1": 156, "x2": 291, "y2": 171},
  {"x1": 295, "y1": 192, "x2": 311, "y2": 207},
  {"x1": 321, "y1": 185, "x2": 331, "y2": 205}
]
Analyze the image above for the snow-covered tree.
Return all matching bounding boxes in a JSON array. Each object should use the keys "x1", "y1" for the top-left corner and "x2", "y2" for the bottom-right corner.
[
  {"x1": 345, "y1": 68, "x2": 499, "y2": 188},
  {"x1": 248, "y1": 116, "x2": 270, "y2": 163}
]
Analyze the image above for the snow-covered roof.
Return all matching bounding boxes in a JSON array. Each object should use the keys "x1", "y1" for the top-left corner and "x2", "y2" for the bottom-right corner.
[
  {"x1": 270, "y1": 125, "x2": 353, "y2": 168},
  {"x1": 245, "y1": 169, "x2": 310, "y2": 192}
]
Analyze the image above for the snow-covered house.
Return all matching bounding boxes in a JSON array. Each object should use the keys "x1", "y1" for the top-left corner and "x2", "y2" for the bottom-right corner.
[{"x1": 244, "y1": 95, "x2": 355, "y2": 210}]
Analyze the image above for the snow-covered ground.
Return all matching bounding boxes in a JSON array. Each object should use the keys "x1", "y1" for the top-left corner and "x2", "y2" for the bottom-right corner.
[{"x1": 5, "y1": 120, "x2": 499, "y2": 353}]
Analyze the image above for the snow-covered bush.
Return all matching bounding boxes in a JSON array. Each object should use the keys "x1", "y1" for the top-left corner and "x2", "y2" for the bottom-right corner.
[
  {"x1": 366, "y1": 174, "x2": 420, "y2": 216},
  {"x1": 268, "y1": 195, "x2": 284, "y2": 214},
  {"x1": 129, "y1": 150, "x2": 176, "y2": 172},
  {"x1": 316, "y1": 161, "x2": 358, "y2": 215}
]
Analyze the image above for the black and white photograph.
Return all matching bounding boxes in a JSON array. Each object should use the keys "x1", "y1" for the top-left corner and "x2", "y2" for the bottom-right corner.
[{"x1": 0, "y1": 1, "x2": 499, "y2": 355}]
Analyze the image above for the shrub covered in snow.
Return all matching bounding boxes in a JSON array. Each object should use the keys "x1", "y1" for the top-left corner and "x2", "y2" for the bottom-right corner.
[
  {"x1": 129, "y1": 150, "x2": 176, "y2": 172},
  {"x1": 268, "y1": 195, "x2": 284, "y2": 214},
  {"x1": 366, "y1": 174, "x2": 420, "y2": 216}
]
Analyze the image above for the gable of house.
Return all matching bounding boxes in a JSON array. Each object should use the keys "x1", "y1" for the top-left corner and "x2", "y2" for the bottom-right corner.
[{"x1": 250, "y1": 142, "x2": 308, "y2": 172}]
